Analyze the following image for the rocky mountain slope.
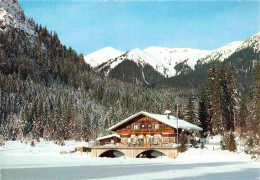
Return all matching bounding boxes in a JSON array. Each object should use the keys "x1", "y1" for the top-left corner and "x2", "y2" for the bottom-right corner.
[{"x1": 0, "y1": 0, "x2": 36, "y2": 42}]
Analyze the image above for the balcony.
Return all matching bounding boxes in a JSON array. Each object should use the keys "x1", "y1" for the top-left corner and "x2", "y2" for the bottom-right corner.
[{"x1": 117, "y1": 128, "x2": 174, "y2": 135}]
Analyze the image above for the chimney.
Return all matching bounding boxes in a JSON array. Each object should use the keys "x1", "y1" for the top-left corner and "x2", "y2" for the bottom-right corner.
[{"x1": 164, "y1": 110, "x2": 171, "y2": 119}]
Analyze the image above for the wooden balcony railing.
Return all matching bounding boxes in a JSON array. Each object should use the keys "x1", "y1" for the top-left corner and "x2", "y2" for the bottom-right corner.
[{"x1": 117, "y1": 128, "x2": 174, "y2": 135}]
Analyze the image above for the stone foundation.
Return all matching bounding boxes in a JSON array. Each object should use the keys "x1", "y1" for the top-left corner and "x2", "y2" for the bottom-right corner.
[{"x1": 90, "y1": 147, "x2": 178, "y2": 159}]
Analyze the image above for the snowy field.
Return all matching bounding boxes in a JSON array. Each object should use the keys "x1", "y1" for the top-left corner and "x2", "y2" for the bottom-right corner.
[{"x1": 0, "y1": 137, "x2": 259, "y2": 180}]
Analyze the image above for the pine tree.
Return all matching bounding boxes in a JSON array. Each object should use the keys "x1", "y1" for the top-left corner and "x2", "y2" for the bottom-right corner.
[
  {"x1": 198, "y1": 87, "x2": 210, "y2": 134},
  {"x1": 238, "y1": 96, "x2": 248, "y2": 134},
  {"x1": 220, "y1": 131, "x2": 236, "y2": 151},
  {"x1": 80, "y1": 109, "x2": 90, "y2": 142},
  {"x1": 206, "y1": 61, "x2": 223, "y2": 134},
  {"x1": 229, "y1": 132, "x2": 236, "y2": 152},
  {"x1": 9, "y1": 115, "x2": 24, "y2": 141},
  {"x1": 219, "y1": 63, "x2": 238, "y2": 132},
  {"x1": 179, "y1": 131, "x2": 187, "y2": 153},
  {"x1": 247, "y1": 65, "x2": 260, "y2": 144},
  {"x1": 33, "y1": 96, "x2": 44, "y2": 140},
  {"x1": 203, "y1": 62, "x2": 239, "y2": 134},
  {"x1": 184, "y1": 92, "x2": 199, "y2": 125}
]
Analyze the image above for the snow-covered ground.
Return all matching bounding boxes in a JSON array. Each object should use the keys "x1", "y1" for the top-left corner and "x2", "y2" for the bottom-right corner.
[{"x1": 0, "y1": 137, "x2": 259, "y2": 180}]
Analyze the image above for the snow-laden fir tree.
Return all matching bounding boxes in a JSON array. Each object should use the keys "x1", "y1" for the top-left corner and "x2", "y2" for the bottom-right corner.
[
  {"x1": 184, "y1": 92, "x2": 199, "y2": 126},
  {"x1": 203, "y1": 61, "x2": 239, "y2": 134},
  {"x1": 198, "y1": 87, "x2": 211, "y2": 135},
  {"x1": 247, "y1": 65, "x2": 260, "y2": 144},
  {"x1": 206, "y1": 61, "x2": 224, "y2": 134},
  {"x1": 238, "y1": 96, "x2": 248, "y2": 135},
  {"x1": 220, "y1": 131, "x2": 236, "y2": 152}
]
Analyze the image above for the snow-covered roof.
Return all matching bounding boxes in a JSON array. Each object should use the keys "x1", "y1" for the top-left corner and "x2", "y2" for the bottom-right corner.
[
  {"x1": 164, "y1": 110, "x2": 171, "y2": 114},
  {"x1": 108, "y1": 111, "x2": 203, "y2": 131},
  {"x1": 96, "y1": 134, "x2": 120, "y2": 141}
]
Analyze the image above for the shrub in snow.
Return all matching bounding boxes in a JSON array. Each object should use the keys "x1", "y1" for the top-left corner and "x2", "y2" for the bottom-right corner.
[
  {"x1": 247, "y1": 137, "x2": 254, "y2": 148},
  {"x1": 179, "y1": 131, "x2": 187, "y2": 153},
  {"x1": 0, "y1": 135, "x2": 5, "y2": 146},
  {"x1": 25, "y1": 132, "x2": 33, "y2": 145},
  {"x1": 55, "y1": 139, "x2": 65, "y2": 146},
  {"x1": 251, "y1": 155, "x2": 256, "y2": 160},
  {"x1": 220, "y1": 132, "x2": 236, "y2": 152},
  {"x1": 190, "y1": 138, "x2": 197, "y2": 147},
  {"x1": 31, "y1": 141, "x2": 35, "y2": 147},
  {"x1": 201, "y1": 141, "x2": 204, "y2": 149}
]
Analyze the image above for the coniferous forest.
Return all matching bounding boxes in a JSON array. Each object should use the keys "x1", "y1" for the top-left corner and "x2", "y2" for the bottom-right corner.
[{"x1": 0, "y1": 15, "x2": 259, "y2": 150}]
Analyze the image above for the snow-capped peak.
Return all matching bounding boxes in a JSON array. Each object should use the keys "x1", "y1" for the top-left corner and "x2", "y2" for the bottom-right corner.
[
  {"x1": 97, "y1": 48, "x2": 168, "y2": 77},
  {"x1": 0, "y1": 0, "x2": 36, "y2": 37},
  {"x1": 214, "y1": 41, "x2": 244, "y2": 54},
  {"x1": 122, "y1": 48, "x2": 167, "y2": 75},
  {"x1": 236, "y1": 32, "x2": 260, "y2": 53},
  {"x1": 198, "y1": 41, "x2": 243, "y2": 64},
  {"x1": 126, "y1": 48, "x2": 166, "y2": 66},
  {"x1": 84, "y1": 47, "x2": 124, "y2": 68},
  {"x1": 144, "y1": 47, "x2": 211, "y2": 77}
]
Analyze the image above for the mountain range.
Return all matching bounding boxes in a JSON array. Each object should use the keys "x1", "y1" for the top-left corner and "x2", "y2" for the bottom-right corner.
[{"x1": 84, "y1": 33, "x2": 259, "y2": 86}]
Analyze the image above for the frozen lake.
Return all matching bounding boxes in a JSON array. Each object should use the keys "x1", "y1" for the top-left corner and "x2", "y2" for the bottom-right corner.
[{"x1": 0, "y1": 140, "x2": 259, "y2": 180}]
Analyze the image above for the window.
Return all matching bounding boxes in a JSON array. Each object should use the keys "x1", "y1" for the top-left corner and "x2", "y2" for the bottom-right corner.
[
  {"x1": 134, "y1": 137, "x2": 138, "y2": 143},
  {"x1": 122, "y1": 138, "x2": 128, "y2": 144},
  {"x1": 154, "y1": 137, "x2": 158, "y2": 143},
  {"x1": 163, "y1": 137, "x2": 169, "y2": 143},
  {"x1": 133, "y1": 124, "x2": 140, "y2": 129},
  {"x1": 141, "y1": 124, "x2": 145, "y2": 128},
  {"x1": 148, "y1": 124, "x2": 152, "y2": 128},
  {"x1": 155, "y1": 124, "x2": 159, "y2": 129},
  {"x1": 169, "y1": 137, "x2": 174, "y2": 143}
]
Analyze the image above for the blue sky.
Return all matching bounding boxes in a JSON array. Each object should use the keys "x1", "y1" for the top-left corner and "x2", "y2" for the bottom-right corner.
[{"x1": 19, "y1": 0, "x2": 259, "y2": 55}]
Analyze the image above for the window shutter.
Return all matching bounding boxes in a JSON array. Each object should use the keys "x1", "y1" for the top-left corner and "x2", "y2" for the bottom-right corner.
[
  {"x1": 152, "y1": 124, "x2": 155, "y2": 129},
  {"x1": 131, "y1": 125, "x2": 134, "y2": 129},
  {"x1": 138, "y1": 125, "x2": 140, "y2": 129}
]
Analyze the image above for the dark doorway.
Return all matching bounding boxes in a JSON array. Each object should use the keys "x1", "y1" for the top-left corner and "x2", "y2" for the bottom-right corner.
[
  {"x1": 99, "y1": 150, "x2": 125, "y2": 158},
  {"x1": 136, "y1": 150, "x2": 166, "y2": 158}
]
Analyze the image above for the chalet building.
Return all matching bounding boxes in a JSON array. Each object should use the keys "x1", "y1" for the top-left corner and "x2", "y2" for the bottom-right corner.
[
  {"x1": 106, "y1": 111, "x2": 202, "y2": 147},
  {"x1": 97, "y1": 134, "x2": 120, "y2": 146}
]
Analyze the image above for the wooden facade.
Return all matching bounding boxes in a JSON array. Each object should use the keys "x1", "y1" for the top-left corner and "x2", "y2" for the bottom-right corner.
[
  {"x1": 114, "y1": 115, "x2": 176, "y2": 147},
  {"x1": 98, "y1": 136, "x2": 120, "y2": 146}
]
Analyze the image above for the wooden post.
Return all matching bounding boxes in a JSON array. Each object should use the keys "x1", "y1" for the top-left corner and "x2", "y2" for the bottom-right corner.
[{"x1": 176, "y1": 104, "x2": 179, "y2": 154}]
